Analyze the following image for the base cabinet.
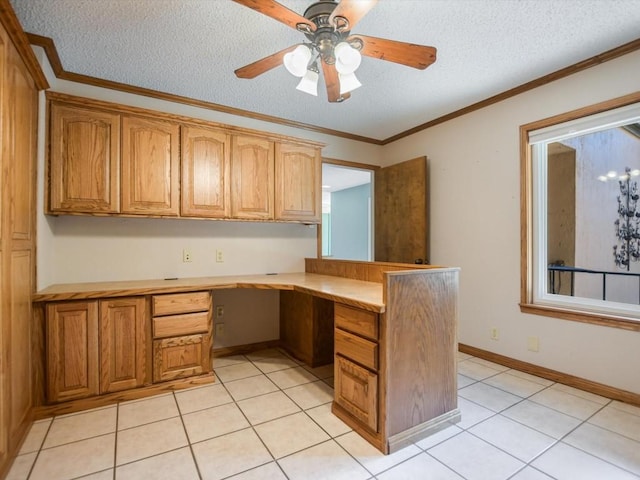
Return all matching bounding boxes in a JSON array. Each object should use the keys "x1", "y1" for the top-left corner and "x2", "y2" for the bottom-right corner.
[
  {"x1": 333, "y1": 303, "x2": 380, "y2": 433},
  {"x1": 151, "y1": 292, "x2": 212, "y2": 382},
  {"x1": 46, "y1": 297, "x2": 148, "y2": 403}
]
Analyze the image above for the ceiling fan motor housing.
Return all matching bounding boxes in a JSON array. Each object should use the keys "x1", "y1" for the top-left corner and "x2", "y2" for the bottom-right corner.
[{"x1": 301, "y1": 1, "x2": 351, "y2": 63}]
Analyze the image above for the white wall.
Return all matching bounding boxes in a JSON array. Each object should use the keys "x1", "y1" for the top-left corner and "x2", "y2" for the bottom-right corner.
[{"x1": 382, "y1": 51, "x2": 640, "y2": 394}]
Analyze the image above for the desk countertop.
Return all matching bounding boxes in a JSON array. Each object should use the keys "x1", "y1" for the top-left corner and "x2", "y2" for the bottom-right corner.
[{"x1": 33, "y1": 273, "x2": 385, "y2": 312}]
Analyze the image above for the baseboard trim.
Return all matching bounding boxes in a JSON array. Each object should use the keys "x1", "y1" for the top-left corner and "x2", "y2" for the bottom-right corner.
[
  {"x1": 212, "y1": 339, "x2": 280, "y2": 358},
  {"x1": 387, "y1": 408, "x2": 461, "y2": 453},
  {"x1": 33, "y1": 373, "x2": 215, "y2": 419},
  {"x1": 458, "y1": 343, "x2": 640, "y2": 407}
]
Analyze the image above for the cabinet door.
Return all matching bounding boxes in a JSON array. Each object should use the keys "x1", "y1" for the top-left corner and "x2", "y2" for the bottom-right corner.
[
  {"x1": 47, "y1": 301, "x2": 99, "y2": 402},
  {"x1": 122, "y1": 116, "x2": 180, "y2": 215},
  {"x1": 99, "y1": 297, "x2": 148, "y2": 393},
  {"x1": 275, "y1": 143, "x2": 321, "y2": 222},
  {"x1": 49, "y1": 103, "x2": 120, "y2": 213},
  {"x1": 231, "y1": 135, "x2": 274, "y2": 220},
  {"x1": 181, "y1": 126, "x2": 230, "y2": 218},
  {"x1": 335, "y1": 355, "x2": 378, "y2": 431},
  {"x1": 153, "y1": 333, "x2": 210, "y2": 382}
]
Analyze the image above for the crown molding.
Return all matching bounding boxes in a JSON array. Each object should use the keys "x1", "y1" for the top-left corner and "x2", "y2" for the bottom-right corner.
[{"x1": 27, "y1": 32, "x2": 640, "y2": 146}]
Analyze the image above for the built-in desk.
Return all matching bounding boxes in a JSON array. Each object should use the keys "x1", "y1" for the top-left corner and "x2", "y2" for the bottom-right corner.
[{"x1": 33, "y1": 259, "x2": 460, "y2": 453}]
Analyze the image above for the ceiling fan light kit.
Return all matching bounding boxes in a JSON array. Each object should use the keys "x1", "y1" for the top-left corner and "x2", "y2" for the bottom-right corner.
[{"x1": 233, "y1": 0, "x2": 437, "y2": 103}]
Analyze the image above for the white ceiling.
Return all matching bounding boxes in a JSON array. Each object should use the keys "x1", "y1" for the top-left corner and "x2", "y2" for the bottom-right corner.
[{"x1": 10, "y1": 0, "x2": 640, "y2": 142}]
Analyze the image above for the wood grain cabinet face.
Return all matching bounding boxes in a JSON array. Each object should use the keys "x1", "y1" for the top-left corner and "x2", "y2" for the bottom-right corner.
[
  {"x1": 46, "y1": 301, "x2": 100, "y2": 402},
  {"x1": 121, "y1": 116, "x2": 180, "y2": 216},
  {"x1": 151, "y1": 291, "x2": 212, "y2": 383},
  {"x1": 231, "y1": 135, "x2": 274, "y2": 220},
  {"x1": 275, "y1": 142, "x2": 321, "y2": 222},
  {"x1": 181, "y1": 126, "x2": 231, "y2": 218},
  {"x1": 49, "y1": 103, "x2": 120, "y2": 213},
  {"x1": 46, "y1": 297, "x2": 148, "y2": 402},
  {"x1": 99, "y1": 297, "x2": 148, "y2": 393},
  {"x1": 335, "y1": 355, "x2": 378, "y2": 431}
]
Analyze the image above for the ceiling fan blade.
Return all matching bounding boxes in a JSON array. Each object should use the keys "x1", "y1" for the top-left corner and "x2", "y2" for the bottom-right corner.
[
  {"x1": 321, "y1": 61, "x2": 350, "y2": 103},
  {"x1": 329, "y1": 0, "x2": 378, "y2": 30},
  {"x1": 232, "y1": 0, "x2": 316, "y2": 32},
  {"x1": 349, "y1": 34, "x2": 437, "y2": 70},
  {"x1": 235, "y1": 45, "x2": 299, "y2": 79}
]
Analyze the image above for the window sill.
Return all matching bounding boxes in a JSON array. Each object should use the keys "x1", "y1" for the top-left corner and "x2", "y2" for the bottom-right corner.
[{"x1": 519, "y1": 303, "x2": 640, "y2": 331}]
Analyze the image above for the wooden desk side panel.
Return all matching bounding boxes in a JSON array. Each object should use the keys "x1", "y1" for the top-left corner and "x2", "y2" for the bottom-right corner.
[
  {"x1": 305, "y1": 258, "x2": 438, "y2": 283},
  {"x1": 383, "y1": 269, "x2": 459, "y2": 437}
]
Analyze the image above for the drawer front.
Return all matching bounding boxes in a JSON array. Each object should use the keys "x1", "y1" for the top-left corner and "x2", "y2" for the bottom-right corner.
[
  {"x1": 335, "y1": 303, "x2": 378, "y2": 341},
  {"x1": 152, "y1": 291, "x2": 211, "y2": 316},
  {"x1": 152, "y1": 334, "x2": 210, "y2": 382},
  {"x1": 335, "y1": 328, "x2": 378, "y2": 371},
  {"x1": 153, "y1": 311, "x2": 210, "y2": 338},
  {"x1": 335, "y1": 355, "x2": 378, "y2": 431}
]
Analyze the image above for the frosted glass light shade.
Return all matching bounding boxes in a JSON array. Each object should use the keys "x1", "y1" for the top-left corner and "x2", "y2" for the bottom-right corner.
[
  {"x1": 284, "y1": 45, "x2": 312, "y2": 77},
  {"x1": 334, "y1": 42, "x2": 361, "y2": 74},
  {"x1": 296, "y1": 69, "x2": 319, "y2": 96},
  {"x1": 339, "y1": 72, "x2": 362, "y2": 94}
]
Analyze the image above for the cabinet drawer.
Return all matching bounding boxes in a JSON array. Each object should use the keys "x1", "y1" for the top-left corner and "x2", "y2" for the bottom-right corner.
[
  {"x1": 153, "y1": 311, "x2": 210, "y2": 338},
  {"x1": 335, "y1": 355, "x2": 378, "y2": 432},
  {"x1": 153, "y1": 334, "x2": 210, "y2": 382},
  {"x1": 335, "y1": 328, "x2": 378, "y2": 371},
  {"x1": 152, "y1": 291, "x2": 211, "y2": 316},
  {"x1": 335, "y1": 303, "x2": 378, "y2": 341}
]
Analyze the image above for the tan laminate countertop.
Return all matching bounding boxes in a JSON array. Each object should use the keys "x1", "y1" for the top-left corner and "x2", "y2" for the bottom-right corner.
[{"x1": 33, "y1": 272, "x2": 385, "y2": 312}]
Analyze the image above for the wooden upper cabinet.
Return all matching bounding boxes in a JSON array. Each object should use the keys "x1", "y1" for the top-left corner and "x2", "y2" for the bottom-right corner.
[
  {"x1": 181, "y1": 126, "x2": 230, "y2": 218},
  {"x1": 49, "y1": 103, "x2": 120, "y2": 214},
  {"x1": 121, "y1": 116, "x2": 179, "y2": 216},
  {"x1": 231, "y1": 135, "x2": 274, "y2": 220},
  {"x1": 275, "y1": 143, "x2": 321, "y2": 223}
]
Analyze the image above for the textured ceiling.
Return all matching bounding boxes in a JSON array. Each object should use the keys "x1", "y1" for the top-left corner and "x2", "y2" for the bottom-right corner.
[{"x1": 10, "y1": 0, "x2": 640, "y2": 141}]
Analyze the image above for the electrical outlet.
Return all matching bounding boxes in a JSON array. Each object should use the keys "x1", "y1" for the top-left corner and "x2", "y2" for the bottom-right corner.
[
  {"x1": 183, "y1": 249, "x2": 192, "y2": 263},
  {"x1": 527, "y1": 336, "x2": 539, "y2": 352},
  {"x1": 216, "y1": 249, "x2": 224, "y2": 263},
  {"x1": 215, "y1": 323, "x2": 225, "y2": 336},
  {"x1": 490, "y1": 327, "x2": 499, "y2": 340},
  {"x1": 216, "y1": 305, "x2": 224, "y2": 318}
]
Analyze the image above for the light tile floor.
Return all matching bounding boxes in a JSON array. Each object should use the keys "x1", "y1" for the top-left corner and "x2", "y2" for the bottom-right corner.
[{"x1": 7, "y1": 349, "x2": 640, "y2": 480}]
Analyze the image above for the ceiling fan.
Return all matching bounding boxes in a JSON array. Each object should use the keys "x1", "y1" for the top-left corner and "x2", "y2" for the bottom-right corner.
[{"x1": 233, "y1": 0, "x2": 437, "y2": 103}]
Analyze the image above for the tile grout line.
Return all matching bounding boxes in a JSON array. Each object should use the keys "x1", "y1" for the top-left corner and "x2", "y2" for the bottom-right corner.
[{"x1": 173, "y1": 390, "x2": 204, "y2": 480}]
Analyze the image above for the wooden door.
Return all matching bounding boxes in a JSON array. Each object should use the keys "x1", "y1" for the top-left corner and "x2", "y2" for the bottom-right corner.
[
  {"x1": 231, "y1": 135, "x2": 274, "y2": 220},
  {"x1": 181, "y1": 126, "x2": 230, "y2": 218},
  {"x1": 46, "y1": 301, "x2": 99, "y2": 402},
  {"x1": 49, "y1": 103, "x2": 120, "y2": 213},
  {"x1": 275, "y1": 142, "x2": 321, "y2": 222},
  {"x1": 122, "y1": 115, "x2": 180, "y2": 215},
  {"x1": 99, "y1": 297, "x2": 148, "y2": 393},
  {"x1": 334, "y1": 355, "x2": 378, "y2": 431},
  {"x1": 374, "y1": 156, "x2": 428, "y2": 263}
]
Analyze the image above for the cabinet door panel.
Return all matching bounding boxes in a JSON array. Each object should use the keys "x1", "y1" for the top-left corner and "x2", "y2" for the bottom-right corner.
[
  {"x1": 47, "y1": 302, "x2": 99, "y2": 402},
  {"x1": 122, "y1": 116, "x2": 179, "y2": 215},
  {"x1": 153, "y1": 334, "x2": 210, "y2": 382},
  {"x1": 99, "y1": 297, "x2": 147, "y2": 393},
  {"x1": 181, "y1": 126, "x2": 230, "y2": 217},
  {"x1": 231, "y1": 135, "x2": 274, "y2": 219},
  {"x1": 49, "y1": 104, "x2": 120, "y2": 213},
  {"x1": 275, "y1": 143, "x2": 320, "y2": 222},
  {"x1": 335, "y1": 355, "x2": 378, "y2": 431}
]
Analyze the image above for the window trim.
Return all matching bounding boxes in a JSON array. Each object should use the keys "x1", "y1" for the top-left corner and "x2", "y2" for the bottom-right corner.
[{"x1": 519, "y1": 91, "x2": 640, "y2": 332}]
